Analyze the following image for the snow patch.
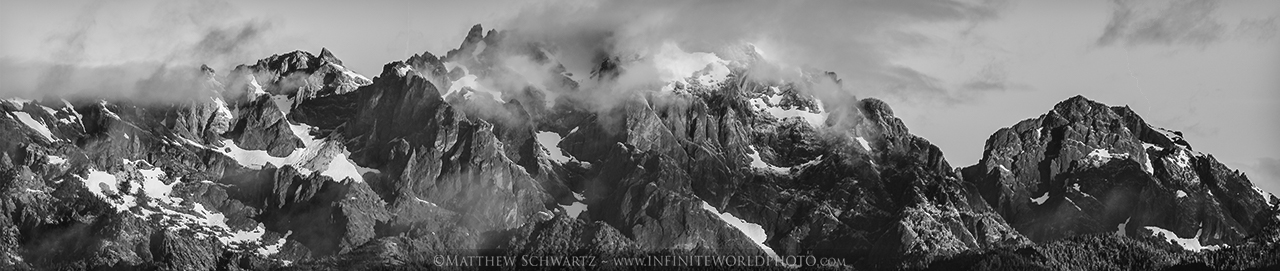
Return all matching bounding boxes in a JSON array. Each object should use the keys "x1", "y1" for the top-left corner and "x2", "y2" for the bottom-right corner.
[
  {"x1": 83, "y1": 170, "x2": 124, "y2": 208},
  {"x1": 1172, "y1": 149, "x2": 1192, "y2": 168},
  {"x1": 138, "y1": 166, "x2": 174, "y2": 201},
  {"x1": 1031, "y1": 192, "x2": 1050, "y2": 205},
  {"x1": 1254, "y1": 186, "x2": 1275, "y2": 205},
  {"x1": 855, "y1": 137, "x2": 872, "y2": 151},
  {"x1": 1116, "y1": 217, "x2": 1131, "y2": 236},
  {"x1": 96, "y1": 101, "x2": 122, "y2": 120},
  {"x1": 46, "y1": 155, "x2": 66, "y2": 165},
  {"x1": 536, "y1": 131, "x2": 573, "y2": 163},
  {"x1": 211, "y1": 97, "x2": 231, "y2": 124},
  {"x1": 747, "y1": 97, "x2": 827, "y2": 127},
  {"x1": 220, "y1": 138, "x2": 293, "y2": 170},
  {"x1": 395, "y1": 65, "x2": 413, "y2": 76},
  {"x1": 1065, "y1": 197, "x2": 1082, "y2": 210},
  {"x1": 321, "y1": 148, "x2": 366, "y2": 182},
  {"x1": 1086, "y1": 149, "x2": 1130, "y2": 167},
  {"x1": 747, "y1": 146, "x2": 790, "y2": 174},
  {"x1": 271, "y1": 95, "x2": 294, "y2": 116},
  {"x1": 1142, "y1": 152, "x2": 1154, "y2": 175},
  {"x1": 245, "y1": 75, "x2": 268, "y2": 100},
  {"x1": 1145, "y1": 226, "x2": 1227, "y2": 252},
  {"x1": 259, "y1": 231, "x2": 291, "y2": 256},
  {"x1": 330, "y1": 63, "x2": 371, "y2": 85},
  {"x1": 222, "y1": 219, "x2": 266, "y2": 243},
  {"x1": 1176, "y1": 190, "x2": 1188, "y2": 198},
  {"x1": 353, "y1": 155, "x2": 381, "y2": 176},
  {"x1": 444, "y1": 65, "x2": 505, "y2": 103},
  {"x1": 56, "y1": 100, "x2": 83, "y2": 126},
  {"x1": 414, "y1": 196, "x2": 439, "y2": 208},
  {"x1": 12, "y1": 112, "x2": 56, "y2": 142},
  {"x1": 701, "y1": 201, "x2": 781, "y2": 262},
  {"x1": 766, "y1": 87, "x2": 784, "y2": 104},
  {"x1": 37, "y1": 106, "x2": 56, "y2": 118},
  {"x1": 560, "y1": 192, "x2": 588, "y2": 219}
]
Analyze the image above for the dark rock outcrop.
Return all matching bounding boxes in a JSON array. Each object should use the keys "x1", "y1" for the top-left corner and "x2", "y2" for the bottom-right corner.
[{"x1": 227, "y1": 96, "x2": 303, "y2": 157}]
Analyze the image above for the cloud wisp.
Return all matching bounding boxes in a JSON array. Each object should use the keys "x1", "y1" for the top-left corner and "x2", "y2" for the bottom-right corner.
[{"x1": 1097, "y1": 0, "x2": 1278, "y2": 47}]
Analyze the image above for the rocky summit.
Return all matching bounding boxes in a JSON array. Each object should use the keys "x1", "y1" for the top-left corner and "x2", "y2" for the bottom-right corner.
[{"x1": 1, "y1": 25, "x2": 1277, "y2": 271}]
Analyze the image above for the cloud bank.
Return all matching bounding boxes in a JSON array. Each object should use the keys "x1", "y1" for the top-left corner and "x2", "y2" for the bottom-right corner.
[
  {"x1": 1, "y1": 0, "x2": 273, "y2": 102},
  {"x1": 497, "y1": 0, "x2": 1005, "y2": 102}
]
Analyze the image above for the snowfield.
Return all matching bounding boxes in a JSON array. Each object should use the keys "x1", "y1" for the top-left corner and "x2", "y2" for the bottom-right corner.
[
  {"x1": 536, "y1": 131, "x2": 574, "y2": 163},
  {"x1": 218, "y1": 97, "x2": 366, "y2": 182},
  {"x1": 1145, "y1": 226, "x2": 1227, "y2": 252},
  {"x1": 77, "y1": 160, "x2": 287, "y2": 258},
  {"x1": 701, "y1": 201, "x2": 782, "y2": 263},
  {"x1": 12, "y1": 111, "x2": 57, "y2": 142}
]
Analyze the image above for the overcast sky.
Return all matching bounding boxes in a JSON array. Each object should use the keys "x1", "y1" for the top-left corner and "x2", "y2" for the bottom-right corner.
[{"x1": 2, "y1": 0, "x2": 1278, "y2": 194}]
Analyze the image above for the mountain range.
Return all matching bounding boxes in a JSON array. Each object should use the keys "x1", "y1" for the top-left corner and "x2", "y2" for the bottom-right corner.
[{"x1": 1, "y1": 25, "x2": 1277, "y2": 270}]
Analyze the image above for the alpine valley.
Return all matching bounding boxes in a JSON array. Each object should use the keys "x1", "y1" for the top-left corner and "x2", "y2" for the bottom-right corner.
[{"x1": 2, "y1": 25, "x2": 1277, "y2": 271}]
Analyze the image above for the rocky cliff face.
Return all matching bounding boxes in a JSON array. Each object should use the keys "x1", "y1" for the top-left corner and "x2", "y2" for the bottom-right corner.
[
  {"x1": 1, "y1": 24, "x2": 1276, "y2": 271},
  {"x1": 962, "y1": 96, "x2": 1277, "y2": 249}
]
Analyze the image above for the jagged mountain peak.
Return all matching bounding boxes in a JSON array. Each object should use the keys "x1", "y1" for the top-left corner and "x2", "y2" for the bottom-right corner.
[
  {"x1": 1038, "y1": 95, "x2": 1191, "y2": 153},
  {"x1": 1045, "y1": 95, "x2": 1145, "y2": 130},
  {"x1": 464, "y1": 24, "x2": 485, "y2": 44},
  {"x1": 224, "y1": 48, "x2": 372, "y2": 109},
  {"x1": 251, "y1": 49, "x2": 321, "y2": 73},
  {"x1": 318, "y1": 47, "x2": 342, "y2": 65}
]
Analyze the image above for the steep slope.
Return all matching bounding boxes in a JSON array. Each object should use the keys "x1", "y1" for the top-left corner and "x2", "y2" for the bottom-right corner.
[
  {"x1": 962, "y1": 96, "x2": 1277, "y2": 247},
  {"x1": 942, "y1": 95, "x2": 1280, "y2": 270},
  {"x1": 0, "y1": 51, "x2": 384, "y2": 270},
  {"x1": 360, "y1": 24, "x2": 1029, "y2": 269},
  {"x1": 256, "y1": 24, "x2": 1028, "y2": 269}
]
